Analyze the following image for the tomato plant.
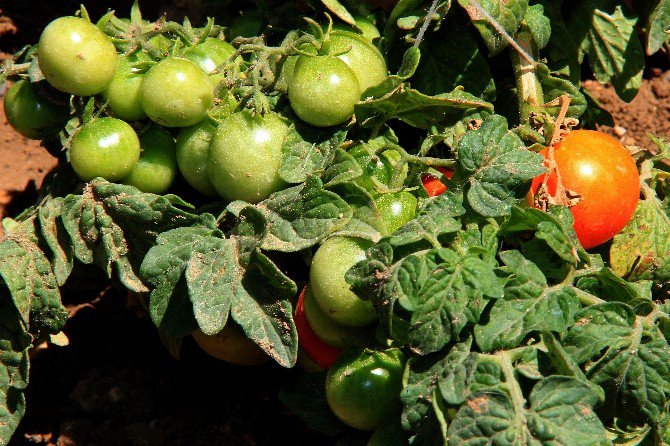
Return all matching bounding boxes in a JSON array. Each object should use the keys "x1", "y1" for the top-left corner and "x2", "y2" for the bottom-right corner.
[
  {"x1": 329, "y1": 30, "x2": 387, "y2": 93},
  {"x1": 333, "y1": 15, "x2": 381, "y2": 43},
  {"x1": 38, "y1": 16, "x2": 118, "y2": 96},
  {"x1": 529, "y1": 130, "x2": 640, "y2": 249},
  {"x1": 374, "y1": 191, "x2": 417, "y2": 234},
  {"x1": 326, "y1": 348, "x2": 405, "y2": 431},
  {"x1": 192, "y1": 323, "x2": 268, "y2": 366},
  {"x1": 182, "y1": 37, "x2": 236, "y2": 84},
  {"x1": 350, "y1": 146, "x2": 408, "y2": 194},
  {"x1": 175, "y1": 120, "x2": 219, "y2": 196},
  {"x1": 309, "y1": 236, "x2": 376, "y2": 327},
  {"x1": 421, "y1": 166, "x2": 454, "y2": 197},
  {"x1": 3, "y1": 80, "x2": 68, "y2": 139},
  {"x1": 139, "y1": 57, "x2": 214, "y2": 127},
  {"x1": 102, "y1": 54, "x2": 148, "y2": 121},
  {"x1": 208, "y1": 110, "x2": 288, "y2": 203},
  {"x1": 69, "y1": 117, "x2": 141, "y2": 181},
  {"x1": 303, "y1": 285, "x2": 367, "y2": 349},
  {"x1": 121, "y1": 126, "x2": 177, "y2": 194},
  {"x1": 294, "y1": 286, "x2": 342, "y2": 369}
]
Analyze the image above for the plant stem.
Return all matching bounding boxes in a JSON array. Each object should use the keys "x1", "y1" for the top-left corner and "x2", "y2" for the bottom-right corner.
[
  {"x1": 570, "y1": 286, "x2": 606, "y2": 306},
  {"x1": 496, "y1": 351, "x2": 527, "y2": 443},
  {"x1": 511, "y1": 31, "x2": 543, "y2": 125}
]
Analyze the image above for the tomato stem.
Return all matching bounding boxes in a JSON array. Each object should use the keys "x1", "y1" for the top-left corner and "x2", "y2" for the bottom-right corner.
[{"x1": 511, "y1": 31, "x2": 543, "y2": 125}]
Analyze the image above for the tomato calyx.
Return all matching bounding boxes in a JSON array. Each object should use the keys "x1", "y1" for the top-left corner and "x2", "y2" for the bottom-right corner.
[
  {"x1": 531, "y1": 146, "x2": 583, "y2": 211},
  {"x1": 295, "y1": 286, "x2": 342, "y2": 369}
]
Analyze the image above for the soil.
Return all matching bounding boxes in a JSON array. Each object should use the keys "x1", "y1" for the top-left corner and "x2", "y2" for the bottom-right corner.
[{"x1": 0, "y1": 3, "x2": 669, "y2": 446}]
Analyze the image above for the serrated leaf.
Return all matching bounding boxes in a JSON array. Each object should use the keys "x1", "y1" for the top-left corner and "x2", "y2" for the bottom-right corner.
[
  {"x1": 409, "y1": 249, "x2": 504, "y2": 355},
  {"x1": 458, "y1": 0, "x2": 529, "y2": 55},
  {"x1": 523, "y1": 3, "x2": 551, "y2": 49},
  {"x1": 576, "y1": 267, "x2": 653, "y2": 303},
  {"x1": 60, "y1": 180, "x2": 200, "y2": 293},
  {"x1": 475, "y1": 251, "x2": 579, "y2": 351},
  {"x1": 447, "y1": 377, "x2": 608, "y2": 445},
  {"x1": 320, "y1": 0, "x2": 356, "y2": 26},
  {"x1": 456, "y1": 115, "x2": 545, "y2": 217},
  {"x1": 537, "y1": 64, "x2": 587, "y2": 118},
  {"x1": 355, "y1": 85, "x2": 493, "y2": 129},
  {"x1": 610, "y1": 197, "x2": 670, "y2": 283},
  {"x1": 647, "y1": 0, "x2": 670, "y2": 54},
  {"x1": 568, "y1": 0, "x2": 645, "y2": 102},
  {"x1": 251, "y1": 177, "x2": 352, "y2": 252},
  {"x1": 37, "y1": 198, "x2": 73, "y2": 286},
  {"x1": 563, "y1": 303, "x2": 670, "y2": 423},
  {"x1": 535, "y1": 0, "x2": 580, "y2": 82},
  {"x1": 321, "y1": 148, "x2": 363, "y2": 187},
  {"x1": 279, "y1": 122, "x2": 348, "y2": 184}
]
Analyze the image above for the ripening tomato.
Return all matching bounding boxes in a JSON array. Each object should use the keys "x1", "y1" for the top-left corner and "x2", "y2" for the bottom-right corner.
[
  {"x1": 421, "y1": 166, "x2": 454, "y2": 197},
  {"x1": 295, "y1": 286, "x2": 343, "y2": 369},
  {"x1": 529, "y1": 130, "x2": 640, "y2": 249},
  {"x1": 192, "y1": 323, "x2": 268, "y2": 366}
]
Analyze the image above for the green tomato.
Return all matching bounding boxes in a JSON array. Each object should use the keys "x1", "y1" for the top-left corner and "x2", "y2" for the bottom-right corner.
[
  {"x1": 69, "y1": 117, "x2": 141, "y2": 182},
  {"x1": 140, "y1": 57, "x2": 214, "y2": 127},
  {"x1": 375, "y1": 191, "x2": 417, "y2": 235},
  {"x1": 368, "y1": 421, "x2": 407, "y2": 446},
  {"x1": 175, "y1": 120, "x2": 219, "y2": 196},
  {"x1": 330, "y1": 30, "x2": 387, "y2": 93},
  {"x1": 121, "y1": 126, "x2": 177, "y2": 194},
  {"x1": 3, "y1": 80, "x2": 68, "y2": 139},
  {"x1": 102, "y1": 54, "x2": 148, "y2": 121},
  {"x1": 326, "y1": 348, "x2": 406, "y2": 431},
  {"x1": 230, "y1": 11, "x2": 264, "y2": 39},
  {"x1": 333, "y1": 15, "x2": 381, "y2": 42},
  {"x1": 350, "y1": 147, "x2": 408, "y2": 194},
  {"x1": 38, "y1": 16, "x2": 118, "y2": 96},
  {"x1": 309, "y1": 236, "x2": 376, "y2": 327},
  {"x1": 303, "y1": 286, "x2": 368, "y2": 349},
  {"x1": 288, "y1": 55, "x2": 360, "y2": 127},
  {"x1": 208, "y1": 111, "x2": 288, "y2": 203},
  {"x1": 182, "y1": 38, "x2": 236, "y2": 84}
]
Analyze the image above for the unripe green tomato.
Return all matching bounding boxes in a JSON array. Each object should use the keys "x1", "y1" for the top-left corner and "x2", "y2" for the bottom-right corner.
[
  {"x1": 368, "y1": 421, "x2": 407, "y2": 446},
  {"x1": 183, "y1": 38, "x2": 237, "y2": 85},
  {"x1": 350, "y1": 147, "x2": 408, "y2": 194},
  {"x1": 326, "y1": 348, "x2": 406, "y2": 431},
  {"x1": 121, "y1": 126, "x2": 177, "y2": 194},
  {"x1": 333, "y1": 15, "x2": 381, "y2": 42},
  {"x1": 175, "y1": 120, "x2": 219, "y2": 196},
  {"x1": 309, "y1": 236, "x2": 376, "y2": 327},
  {"x1": 140, "y1": 57, "x2": 214, "y2": 127},
  {"x1": 208, "y1": 110, "x2": 288, "y2": 203},
  {"x1": 375, "y1": 191, "x2": 417, "y2": 235},
  {"x1": 3, "y1": 80, "x2": 68, "y2": 139},
  {"x1": 330, "y1": 30, "x2": 387, "y2": 93},
  {"x1": 38, "y1": 16, "x2": 118, "y2": 96},
  {"x1": 69, "y1": 117, "x2": 141, "y2": 182},
  {"x1": 303, "y1": 286, "x2": 368, "y2": 349},
  {"x1": 288, "y1": 55, "x2": 360, "y2": 127},
  {"x1": 230, "y1": 11, "x2": 264, "y2": 39},
  {"x1": 102, "y1": 54, "x2": 148, "y2": 121}
]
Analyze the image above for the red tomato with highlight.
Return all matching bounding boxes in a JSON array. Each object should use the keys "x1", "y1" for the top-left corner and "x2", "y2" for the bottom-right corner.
[
  {"x1": 529, "y1": 130, "x2": 640, "y2": 249},
  {"x1": 295, "y1": 286, "x2": 342, "y2": 369},
  {"x1": 421, "y1": 166, "x2": 454, "y2": 197}
]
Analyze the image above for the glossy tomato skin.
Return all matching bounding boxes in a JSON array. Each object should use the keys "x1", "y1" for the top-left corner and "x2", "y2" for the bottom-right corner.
[
  {"x1": 140, "y1": 57, "x2": 214, "y2": 127},
  {"x1": 421, "y1": 166, "x2": 454, "y2": 197},
  {"x1": 375, "y1": 191, "x2": 417, "y2": 235},
  {"x1": 69, "y1": 117, "x2": 141, "y2": 182},
  {"x1": 4, "y1": 80, "x2": 68, "y2": 139},
  {"x1": 309, "y1": 236, "x2": 376, "y2": 327},
  {"x1": 326, "y1": 348, "x2": 406, "y2": 431},
  {"x1": 38, "y1": 17, "x2": 118, "y2": 96},
  {"x1": 193, "y1": 323, "x2": 268, "y2": 366},
  {"x1": 303, "y1": 285, "x2": 368, "y2": 349},
  {"x1": 121, "y1": 126, "x2": 177, "y2": 194},
  {"x1": 182, "y1": 38, "x2": 236, "y2": 84},
  {"x1": 529, "y1": 130, "x2": 640, "y2": 249},
  {"x1": 288, "y1": 55, "x2": 360, "y2": 127},
  {"x1": 295, "y1": 286, "x2": 343, "y2": 369},
  {"x1": 208, "y1": 111, "x2": 288, "y2": 203},
  {"x1": 333, "y1": 15, "x2": 381, "y2": 43},
  {"x1": 175, "y1": 120, "x2": 219, "y2": 196},
  {"x1": 102, "y1": 54, "x2": 148, "y2": 121},
  {"x1": 330, "y1": 30, "x2": 387, "y2": 93},
  {"x1": 350, "y1": 147, "x2": 408, "y2": 194}
]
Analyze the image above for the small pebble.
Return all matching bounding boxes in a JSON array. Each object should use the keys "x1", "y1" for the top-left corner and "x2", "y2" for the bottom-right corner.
[{"x1": 613, "y1": 126, "x2": 627, "y2": 137}]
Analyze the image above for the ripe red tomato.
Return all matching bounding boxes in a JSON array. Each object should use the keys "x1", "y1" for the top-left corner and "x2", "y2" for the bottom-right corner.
[
  {"x1": 295, "y1": 286, "x2": 342, "y2": 369},
  {"x1": 421, "y1": 166, "x2": 454, "y2": 197},
  {"x1": 529, "y1": 130, "x2": 640, "y2": 249}
]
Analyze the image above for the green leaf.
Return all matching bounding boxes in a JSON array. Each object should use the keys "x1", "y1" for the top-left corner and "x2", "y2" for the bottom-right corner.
[
  {"x1": 456, "y1": 115, "x2": 545, "y2": 217},
  {"x1": 523, "y1": 3, "x2": 551, "y2": 49},
  {"x1": 474, "y1": 251, "x2": 579, "y2": 351},
  {"x1": 567, "y1": 0, "x2": 645, "y2": 102},
  {"x1": 408, "y1": 249, "x2": 504, "y2": 355},
  {"x1": 537, "y1": 64, "x2": 587, "y2": 118},
  {"x1": 327, "y1": 183, "x2": 384, "y2": 243},
  {"x1": 576, "y1": 267, "x2": 653, "y2": 303},
  {"x1": 279, "y1": 372, "x2": 345, "y2": 436},
  {"x1": 60, "y1": 180, "x2": 200, "y2": 293},
  {"x1": 413, "y1": 17, "x2": 496, "y2": 101},
  {"x1": 37, "y1": 198, "x2": 73, "y2": 287},
  {"x1": 321, "y1": 148, "x2": 363, "y2": 187},
  {"x1": 279, "y1": 122, "x2": 348, "y2": 184},
  {"x1": 320, "y1": 0, "x2": 356, "y2": 26},
  {"x1": 447, "y1": 376, "x2": 608, "y2": 445},
  {"x1": 647, "y1": 0, "x2": 670, "y2": 54},
  {"x1": 355, "y1": 86, "x2": 493, "y2": 129},
  {"x1": 610, "y1": 197, "x2": 670, "y2": 284},
  {"x1": 536, "y1": 0, "x2": 581, "y2": 82},
  {"x1": 249, "y1": 177, "x2": 352, "y2": 252},
  {"x1": 563, "y1": 303, "x2": 670, "y2": 423},
  {"x1": 458, "y1": 0, "x2": 529, "y2": 55}
]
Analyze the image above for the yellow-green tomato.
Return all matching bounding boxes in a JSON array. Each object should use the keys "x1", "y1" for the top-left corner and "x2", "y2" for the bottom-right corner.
[
  {"x1": 121, "y1": 126, "x2": 177, "y2": 194},
  {"x1": 375, "y1": 191, "x2": 417, "y2": 235},
  {"x1": 175, "y1": 120, "x2": 219, "y2": 196},
  {"x1": 368, "y1": 421, "x2": 407, "y2": 446},
  {"x1": 330, "y1": 30, "x2": 387, "y2": 93},
  {"x1": 303, "y1": 286, "x2": 368, "y2": 349},
  {"x1": 208, "y1": 111, "x2": 288, "y2": 203},
  {"x1": 326, "y1": 348, "x2": 406, "y2": 431},
  {"x1": 333, "y1": 15, "x2": 381, "y2": 42},
  {"x1": 288, "y1": 55, "x2": 360, "y2": 127},
  {"x1": 140, "y1": 57, "x2": 214, "y2": 127},
  {"x1": 3, "y1": 80, "x2": 68, "y2": 139},
  {"x1": 309, "y1": 236, "x2": 376, "y2": 327},
  {"x1": 38, "y1": 16, "x2": 118, "y2": 96},
  {"x1": 182, "y1": 38, "x2": 236, "y2": 84},
  {"x1": 69, "y1": 117, "x2": 141, "y2": 182},
  {"x1": 102, "y1": 54, "x2": 148, "y2": 121}
]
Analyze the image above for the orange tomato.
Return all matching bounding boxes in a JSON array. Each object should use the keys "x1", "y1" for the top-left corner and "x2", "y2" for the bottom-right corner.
[{"x1": 421, "y1": 166, "x2": 454, "y2": 197}]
